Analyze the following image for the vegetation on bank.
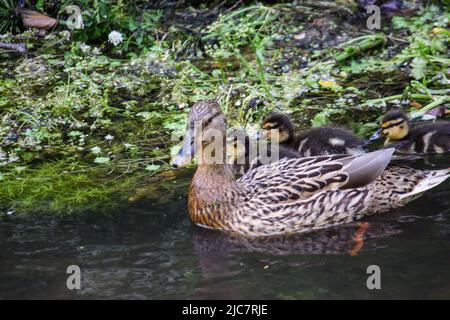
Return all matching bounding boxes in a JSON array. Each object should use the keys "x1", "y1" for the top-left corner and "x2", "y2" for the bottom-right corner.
[{"x1": 0, "y1": 1, "x2": 448, "y2": 214}]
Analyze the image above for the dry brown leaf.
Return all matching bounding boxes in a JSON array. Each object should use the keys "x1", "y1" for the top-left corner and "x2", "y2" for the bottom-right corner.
[{"x1": 19, "y1": 8, "x2": 58, "y2": 31}]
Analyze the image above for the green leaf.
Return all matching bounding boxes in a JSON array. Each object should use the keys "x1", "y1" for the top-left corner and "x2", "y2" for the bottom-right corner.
[
  {"x1": 145, "y1": 164, "x2": 161, "y2": 172},
  {"x1": 68, "y1": 131, "x2": 83, "y2": 137},
  {"x1": 356, "y1": 122, "x2": 379, "y2": 138},
  {"x1": 411, "y1": 57, "x2": 427, "y2": 80},
  {"x1": 0, "y1": 96, "x2": 8, "y2": 107},
  {"x1": 311, "y1": 108, "x2": 346, "y2": 127},
  {"x1": 392, "y1": 16, "x2": 409, "y2": 29},
  {"x1": 36, "y1": 0, "x2": 45, "y2": 11},
  {"x1": 312, "y1": 112, "x2": 329, "y2": 127},
  {"x1": 129, "y1": 20, "x2": 139, "y2": 31},
  {"x1": 136, "y1": 35, "x2": 144, "y2": 46},
  {"x1": 94, "y1": 157, "x2": 110, "y2": 164},
  {"x1": 211, "y1": 69, "x2": 222, "y2": 78},
  {"x1": 15, "y1": 166, "x2": 27, "y2": 173}
]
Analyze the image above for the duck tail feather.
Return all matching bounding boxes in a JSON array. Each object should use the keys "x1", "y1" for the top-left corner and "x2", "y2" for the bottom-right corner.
[{"x1": 399, "y1": 169, "x2": 450, "y2": 200}]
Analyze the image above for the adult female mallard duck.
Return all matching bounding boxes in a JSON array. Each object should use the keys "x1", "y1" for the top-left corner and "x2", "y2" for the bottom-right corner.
[
  {"x1": 261, "y1": 113, "x2": 367, "y2": 156},
  {"x1": 173, "y1": 101, "x2": 449, "y2": 237},
  {"x1": 370, "y1": 108, "x2": 450, "y2": 154}
]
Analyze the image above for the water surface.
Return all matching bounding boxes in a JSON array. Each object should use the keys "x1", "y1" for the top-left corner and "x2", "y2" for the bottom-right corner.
[{"x1": 1, "y1": 156, "x2": 449, "y2": 299}]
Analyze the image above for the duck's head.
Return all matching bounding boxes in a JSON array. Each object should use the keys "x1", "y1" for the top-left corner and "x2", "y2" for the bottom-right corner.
[
  {"x1": 370, "y1": 109, "x2": 410, "y2": 145},
  {"x1": 172, "y1": 100, "x2": 227, "y2": 167},
  {"x1": 261, "y1": 113, "x2": 294, "y2": 144}
]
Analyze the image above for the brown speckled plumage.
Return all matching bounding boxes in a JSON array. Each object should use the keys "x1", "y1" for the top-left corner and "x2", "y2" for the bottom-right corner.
[{"x1": 177, "y1": 101, "x2": 450, "y2": 237}]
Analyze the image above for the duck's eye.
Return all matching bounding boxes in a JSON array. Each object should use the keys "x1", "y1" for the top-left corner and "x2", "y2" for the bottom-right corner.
[
  {"x1": 399, "y1": 126, "x2": 404, "y2": 129},
  {"x1": 203, "y1": 117, "x2": 213, "y2": 126}
]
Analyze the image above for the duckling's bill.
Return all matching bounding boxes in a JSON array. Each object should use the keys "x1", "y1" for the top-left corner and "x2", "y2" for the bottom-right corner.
[{"x1": 370, "y1": 129, "x2": 383, "y2": 142}]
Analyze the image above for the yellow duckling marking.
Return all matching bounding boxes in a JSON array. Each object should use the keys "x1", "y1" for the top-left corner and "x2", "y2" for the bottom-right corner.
[
  {"x1": 262, "y1": 122, "x2": 277, "y2": 129},
  {"x1": 382, "y1": 118, "x2": 410, "y2": 145}
]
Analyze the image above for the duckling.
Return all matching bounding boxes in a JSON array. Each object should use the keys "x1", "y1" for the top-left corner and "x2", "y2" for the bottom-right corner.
[
  {"x1": 370, "y1": 108, "x2": 450, "y2": 154},
  {"x1": 173, "y1": 101, "x2": 449, "y2": 237},
  {"x1": 227, "y1": 128, "x2": 299, "y2": 175},
  {"x1": 261, "y1": 113, "x2": 367, "y2": 156}
]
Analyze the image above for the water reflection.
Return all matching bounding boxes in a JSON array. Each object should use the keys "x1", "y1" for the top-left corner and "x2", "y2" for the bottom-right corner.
[
  {"x1": 192, "y1": 221, "x2": 400, "y2": 260},
  {"x1": 189, "y1": 220, "x2": 402, "y2": 297}
]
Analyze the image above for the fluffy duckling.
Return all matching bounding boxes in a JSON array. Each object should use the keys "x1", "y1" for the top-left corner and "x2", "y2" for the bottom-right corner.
[
  {"x1": 262, "y1": 113, "x2": 367, "y2": 156},
  {"x1": 370, "y1": 108, "x2": 450, "y2": 154},
  {"x1": 227, "y1": 128, "x2": 299, "y2": 174}
]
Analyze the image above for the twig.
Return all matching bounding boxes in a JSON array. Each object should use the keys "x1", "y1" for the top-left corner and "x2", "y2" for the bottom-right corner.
[
  {"x1": 363, "y1": 94, "x2": 450, "y2": 115},
  {"x1": 0, "y1": 42, "x2": 27, "y2": 54},
  {"x1": 385, "y1": 35, "x2": 409, "y2": 43},
  {"x1": 224, "y1": 0, "x2": 243, "y2": 14},
  {"x1": 417, "y1": 96, "x2": 450, "y2": 114},
  {"x1": 363, "y1": 94, "x2": 435, "y2": 106},
  {"x1": 303, "y1": 0, "x2": 355, "y2": 16},
  {"x1": 335, "y1": 35, "x2": 386, "y2": 62}
]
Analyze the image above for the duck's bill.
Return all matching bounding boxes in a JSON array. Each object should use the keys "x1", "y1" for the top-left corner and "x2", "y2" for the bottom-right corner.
[
  {"x1": 171, "y1": 131, "x2": 195, "y2": 168},
  {"x1": 369, "y1": 129, "x2": 383, "y2": 142}
]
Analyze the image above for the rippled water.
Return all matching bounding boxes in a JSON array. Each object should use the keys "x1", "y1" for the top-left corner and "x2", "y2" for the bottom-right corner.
[{"x1": 1, "y1": 156, "x2": 449, "y2": 299}]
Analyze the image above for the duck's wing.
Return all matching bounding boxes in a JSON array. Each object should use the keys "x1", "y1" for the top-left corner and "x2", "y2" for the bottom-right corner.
[
  {"x1": 238, "y1": 149, "x2": 395, "y2": 200},
  {"x1": 230, "y1": 149, "x2": 449, "y2": 237},
  {"x1": 230, "y1": 150, "x2": 395, "y2": 236}
]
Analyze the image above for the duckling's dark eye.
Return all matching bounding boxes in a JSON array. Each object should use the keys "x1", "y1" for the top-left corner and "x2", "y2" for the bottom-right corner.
[
  {"x1": 204, "y1": 117, "x2": 213, "y2": 126},
  {"x1": 399, "y1": 126, "x2": 404, "y2": 129}
]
